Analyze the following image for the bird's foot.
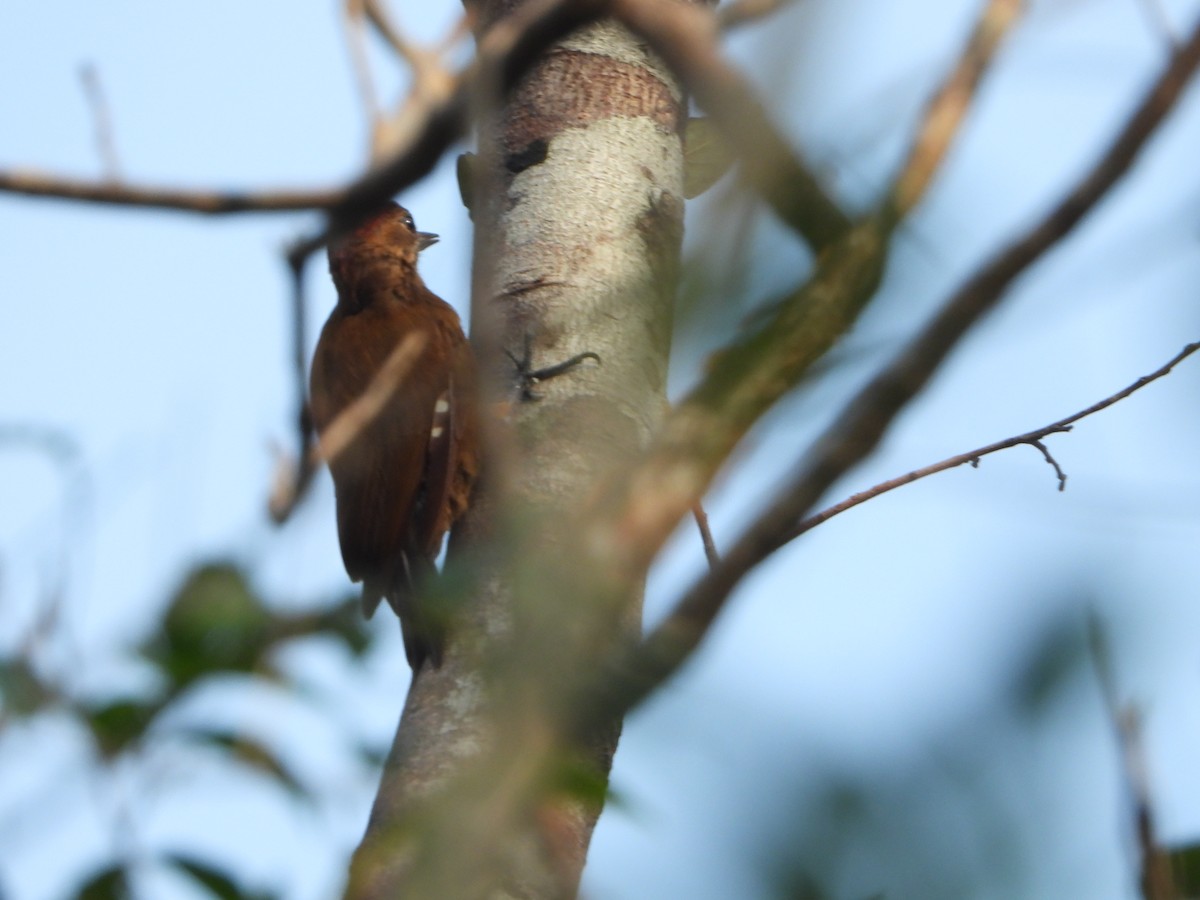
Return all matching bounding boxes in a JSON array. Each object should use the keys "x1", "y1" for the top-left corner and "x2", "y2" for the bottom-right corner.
[{"x1": 507, "y1": 334, "x2": 600, "y2": 402}]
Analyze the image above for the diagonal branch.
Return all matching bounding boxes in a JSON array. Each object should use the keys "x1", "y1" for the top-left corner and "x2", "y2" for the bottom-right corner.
[
  {"x1": 785, "y1": 340, "x2": 1200, "y2": 543},
  {"x1": 586, "y1": 13, "x2": 1200, "y2": 727},
  {"x1": 0, "y1": 0, "x2": 606, "y2": 230},
  {"x1": 889, "y1": 0, "x2": 1022, "y2": 218},
  {"x1": 1089, "y1": 616, "x2": 1177, "y2": 900},
  {"x1": 715, "y1": 0, "x2": 799, "y2": 31},
  {"x1": 0, "y1": 172, "x2": 346, "y2": 213},
  {"x1": 343, "y1": 0, "x2": 384, "y2": 129},
  {"x1": 583, "y1": 0, "x2": 1019, "y2": 606}
]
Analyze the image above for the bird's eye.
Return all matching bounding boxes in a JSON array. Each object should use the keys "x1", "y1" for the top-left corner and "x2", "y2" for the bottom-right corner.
[{"x1": 403, "y1": 214, "x2": 415, "y2": 230}]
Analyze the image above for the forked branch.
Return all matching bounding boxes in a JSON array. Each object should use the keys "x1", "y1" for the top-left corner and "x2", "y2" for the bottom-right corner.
[
  {"x1": 579, "y1": 13, "x2": 1200, "y2": 731},
  {"x1": 785, "y1": 341, "x2": 1199, "y2": 544}
]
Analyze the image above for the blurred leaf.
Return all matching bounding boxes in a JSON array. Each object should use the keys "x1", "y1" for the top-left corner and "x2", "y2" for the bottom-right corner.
[
  {"x1": 307, "y1": 596, "x2": 374, "y2": 657},
  {"x1": 1170, "y1": 842, "x2": 1200, "y2": 893},
  {"x1": 167, "y1": 855, "x2": 276, "y2": 900},
  {"x1": 1010, "y1": 617, "x2": 1088, "y2": 716},
  {"x1": 774, "y1": 870, "x2": 885, "y2": 899},
  {"x1": 78, "y1": 863, "x2": 130, "y2": 900},
  {"x1": 684, "y1": 117, "x2": 736, "y2": 199},
  {"x1": 775, "y1": 871, "x2": 831, "y2": 900},
  {"x1": 357, "y1": 741, "x2": 388, "y2": 771},
  {"x1": 0, "y1": 655, "x2": 53, "y2": 717},
  {"x1": 84, "y1": 697, "x2": 162, "y2": 757},
  {"x1": 149, "y1": 563, "x2": 273, "y2": 689},
  {"x1": 182, "y1": 726, "x2": 310, "y2": 800},
  {"x1": 551, "y1": 755, "x2": 612, "y2": 809}
]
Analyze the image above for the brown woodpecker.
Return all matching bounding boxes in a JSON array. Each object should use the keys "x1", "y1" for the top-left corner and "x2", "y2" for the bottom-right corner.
[{"x1": 309, "y1": 202, "x2": 479, "y2": 671}]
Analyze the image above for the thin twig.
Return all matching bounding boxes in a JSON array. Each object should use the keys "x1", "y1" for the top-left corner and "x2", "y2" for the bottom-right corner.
[
  {"x1": 362, "y1": 0, "x2": 424, "y2": 68},
  {"x1": 78, "y1": 63, "x2": 121, "y2": 180},
  {"x1": 785, "y1": 342, "x2": 1199, "y2": 541},
  {"x1": 716, "y1": 0, "x2": 799, "y2": 31},
  {"x1": 317, "y1": 332, "x2": 427, "y2": 464},
  {"x1": 343, "y1": 0, "x2": 383, "y2": 129},
  {"x1": 889, "y1": 0, "x2": 1023, "y2": 218},
  {"x1": 1135, "y1": 0, "x2": 1181, "y2": 49},
  {"x1": 270, "y1": 254, "x2": 317, "y2": 523},
  {"x1": 692, "y1": 503, "x2": 720, "y2": 568},
  {"x1": 358, "y1": 0, "x2": 456, "y2": 165},
  {"x1": 1088, "y1": 616, "x2": 1176, "y2": 900}
]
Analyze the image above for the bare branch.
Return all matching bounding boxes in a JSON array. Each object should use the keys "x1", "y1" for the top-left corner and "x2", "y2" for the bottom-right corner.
[
  {"x1": 1135, "y1": 0, "x2": 1181, "y2": 49},
  {"x1": 784, "y1": 341, "x2": 1199, "y2": 540},
  {"x1": 0, "y1": 170, "x2": 345, "y2": 213},
  {"x1": 581, "y1": 0, "x2": 1021, "y2": 615},
  {"x1": 269, "y1": 254, "x2": 317, "y2": 524},
  {"x1": 889, "y1": 0, "x2": 1023, "y2": 217},
  {"x1": 674, "y1": 10, "x2": 1200, "y2": 658},
  {"x1": 1089, "y1": 616, "x2": 1176, "y2": 900},
  {"x1": 362, "y1": 0, "x2": 425, "y2": 68},
  {"x1": 343, "y1": 0, "x2": 383, "y2": 128},
  {"x1": 0, "y1": 0, "x2": 605, "y2": 228},
  {"x1": 578, "y1": 15, "x2": 1200, "y2": 729},
  {"x1": 692, "y1": 503, "x2": 720, "y2": 568},
  {"x1": 1029, "y1": 439, "x2": 1068, "y2": 491},
  {"x1": 716, "y1": 0, "x2": 799, "y2": 31},
  {"x1": 322, "y1": 333, "x2": 428, "y2": 464}
]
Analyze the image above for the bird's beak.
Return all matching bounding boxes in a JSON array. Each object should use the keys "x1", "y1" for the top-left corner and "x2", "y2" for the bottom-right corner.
[{"x1": 417, "y1": 232, "x2": 439, "y2": 252}]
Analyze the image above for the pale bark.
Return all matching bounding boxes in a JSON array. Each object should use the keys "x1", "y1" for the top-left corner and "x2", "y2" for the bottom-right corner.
[{"x1": 346, "y1": 5, "x2": 685, "y2": 898}]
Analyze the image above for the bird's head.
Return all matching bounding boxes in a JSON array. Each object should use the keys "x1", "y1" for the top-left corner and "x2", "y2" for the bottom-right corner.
[{"x1": 327, "y1": 202, "x2": 438, "y2": 302}]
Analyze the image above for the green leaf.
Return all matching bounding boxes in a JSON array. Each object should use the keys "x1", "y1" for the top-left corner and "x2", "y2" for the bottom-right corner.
[
  {"x1": 166, "y1": 855, "x2": 276, "y2": 900},
  {"x1": 84, "y1": 697, "x2": 162, "y2": 757},
  {"x1": 150, "y1": 563, "x2": 273, "y2": 688},
  {"x1": 0, "y1": 656, "x2": 53, "y2": 716},
  {"x1": 357, "y1": 741, "x2": 388, "y2": 770},
  {"x1": 550, "y1": 755, "x2": 613, "y2": 809},
  {"x1": 78, "y1": 863, "x2": 130, "y2": 900},
  {"x1": 684, "y1": 117, "x2": 736, "y2": 199},
  {"x1": 183, "y1": 726, "x2": 310, "y2": 800},
  {"x1": 1011, "y1": 617, "x2": 1087, "y2": 717},
  {"x1": 1170, "y1": 841, "x2": 1200, "y2": 893}
]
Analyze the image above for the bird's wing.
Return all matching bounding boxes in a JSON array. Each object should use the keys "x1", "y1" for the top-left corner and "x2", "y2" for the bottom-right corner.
[
  {"x1": 411, "y1": 376, "x2": 456, "y2": 560},
  {"x1": 310, "y1": 306, "x2": 435, "y2": 591},
  {"x1": 411, "y1": 321, "x2": 480, "y2": 557}
]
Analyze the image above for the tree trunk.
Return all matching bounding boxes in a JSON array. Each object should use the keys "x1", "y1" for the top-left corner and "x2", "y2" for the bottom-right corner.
[{"x1": 346, "y1": 4, "x2": 685, "y2": 897}]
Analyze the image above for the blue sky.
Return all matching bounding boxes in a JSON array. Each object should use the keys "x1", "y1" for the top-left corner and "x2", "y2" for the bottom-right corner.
[{"x1": 2, "y1": 1, "x2": 1200, "y2": 897}]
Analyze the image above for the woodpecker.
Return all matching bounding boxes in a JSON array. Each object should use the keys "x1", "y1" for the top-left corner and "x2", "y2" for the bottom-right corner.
[{"x1": 309, "y1": 202, "x2": 479, "y2": 671}]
